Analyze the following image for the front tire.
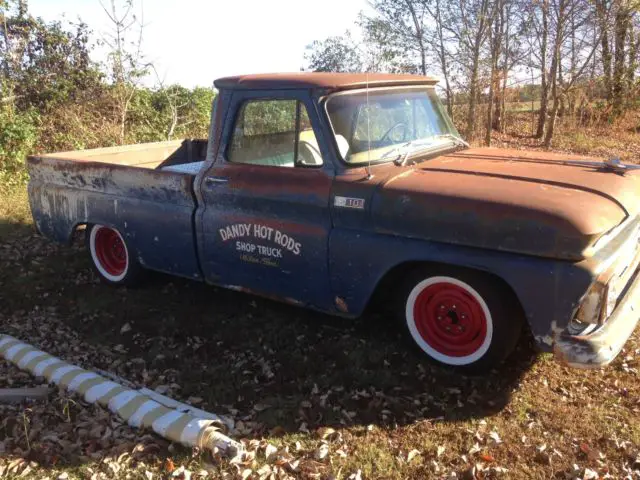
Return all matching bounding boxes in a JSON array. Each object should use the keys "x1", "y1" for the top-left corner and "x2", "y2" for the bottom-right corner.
[
  {"x1": 86, "y1": 224, "x2": 144, "y2": 286},
  {"x1": 398, "y1": 267, "x2": 523, "y2": 372}
]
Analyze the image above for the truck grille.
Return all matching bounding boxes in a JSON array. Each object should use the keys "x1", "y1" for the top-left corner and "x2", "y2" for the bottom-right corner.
[{"x1": 604, "y1": 229, "x2": 640, "y2": 321}]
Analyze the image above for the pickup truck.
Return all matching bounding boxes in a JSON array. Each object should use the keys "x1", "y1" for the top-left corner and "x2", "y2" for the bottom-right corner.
[{"x1": 27, "y1": 72, "x2": 640, "y2": 372}]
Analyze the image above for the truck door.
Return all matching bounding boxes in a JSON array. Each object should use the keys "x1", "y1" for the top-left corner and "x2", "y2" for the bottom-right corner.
[{"x1": 196, "y1": 90, "x2": 335, "y2": 310}]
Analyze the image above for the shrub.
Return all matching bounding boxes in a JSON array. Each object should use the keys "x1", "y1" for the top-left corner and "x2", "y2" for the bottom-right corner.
[{"x1": 0, "y1": 108, "x2": 39, "y2": 186}]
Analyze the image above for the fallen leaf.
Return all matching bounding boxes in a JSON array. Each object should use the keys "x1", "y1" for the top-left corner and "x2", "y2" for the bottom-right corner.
[
  {"x1": 580, "y1": 442, "x2": 591, "y2": 455},
  {"x1": 348, "y1": 470, "x2": 362, "y2": 480},
  {"x1": 318, "y1": 427, "x2": 338, "y2": 441},
  {"x1": 253, "y1": 403, "x2": 270, "y2": 412},
  {"x1": 315, "y1": 443, "x2": 329, "y2": 460},
  {"x1": 489, "y1": 431, "x2": 502, "y2": 444},
  {"x1": 264, "y1": 443, "x2": 278, "y2": 462},
  {"x1": 480, "y1": 453, "x2": 495, "y2": 462},
  {"x1": 534, "y1": 450, "x2": 551, "y2": 465},
  {"x1": 407, "y1": 449, "x2": 421, "y2": 463},
  {"x1": 256, "y1": 465, "x2": 271, "y2": 476}
]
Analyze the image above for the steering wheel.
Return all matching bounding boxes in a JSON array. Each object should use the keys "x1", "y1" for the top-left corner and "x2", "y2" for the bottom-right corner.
[{"x1": 381, "y1": 122, "x2": 407, "y2": 143}]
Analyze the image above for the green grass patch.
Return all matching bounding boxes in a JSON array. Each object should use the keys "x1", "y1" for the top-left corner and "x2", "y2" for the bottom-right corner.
[{"x1": 0, "y1": 182, "x2": 31, "y2": 239}]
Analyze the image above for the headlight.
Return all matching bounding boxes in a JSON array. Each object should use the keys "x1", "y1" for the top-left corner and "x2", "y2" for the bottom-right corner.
[{"x1": 573, "y1": 280, "x2": 606, "y2": 325}]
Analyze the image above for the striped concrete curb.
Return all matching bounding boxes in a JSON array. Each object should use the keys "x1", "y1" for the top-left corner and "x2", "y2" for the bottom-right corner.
[{"x1": 0, "y1": 334, "x2": 243, "y2": 457}]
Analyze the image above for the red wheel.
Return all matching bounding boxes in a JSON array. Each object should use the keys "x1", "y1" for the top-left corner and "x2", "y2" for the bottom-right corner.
[
  {"x1": 93, "y1": 227, "x2": 127, "y2": 278},
  {"x1": 399, "y1": 269, "x2": 523, "y2": 371},
  {"x1": 407, "y1": 277, "x2": 492, "y2": 365},
  {"x1": 87, "y1": 224, "x2": 143, "y2": 285}
]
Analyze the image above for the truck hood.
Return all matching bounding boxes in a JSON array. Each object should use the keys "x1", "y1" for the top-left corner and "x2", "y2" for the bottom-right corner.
[{"x1": 372, "y1": 147, "x2": 640, "y2": 260}]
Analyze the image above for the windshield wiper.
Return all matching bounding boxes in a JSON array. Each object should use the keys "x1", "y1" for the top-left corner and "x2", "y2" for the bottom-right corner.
[
  {"x1": 433, "y1": 133, "x2": 470, "y2": 148},
  {"x1": 379, "y1": 139, "x2": 438, "y2": 165},
  {"x1": 380, "y1": 135, "x2": 470, "y2": 167}
]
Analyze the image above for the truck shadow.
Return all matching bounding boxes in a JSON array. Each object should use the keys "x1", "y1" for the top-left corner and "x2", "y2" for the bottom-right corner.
[{"x1": 0, "y1": 228, "x2": 539, "y2": 437}]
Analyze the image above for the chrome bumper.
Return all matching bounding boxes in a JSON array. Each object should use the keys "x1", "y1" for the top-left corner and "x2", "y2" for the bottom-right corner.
[{"x1": 554, "y1": 267, "x2": 640, "y2": 368}]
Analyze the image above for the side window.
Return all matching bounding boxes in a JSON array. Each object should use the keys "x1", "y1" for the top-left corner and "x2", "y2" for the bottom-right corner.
[{"x1": 228, "y1": 99, "x2": 322, "y2": 167}]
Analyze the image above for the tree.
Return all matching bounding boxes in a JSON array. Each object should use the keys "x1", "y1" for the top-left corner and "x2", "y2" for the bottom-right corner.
[
  {"x1": 2, "y1": 0, "x2": 101, "y2": 109},
  {"x1": 485, "y1": 0, "x2": 504, "y2": 146},
  {"x1": 424, "y1": 0, "x2": 456, "y2": 118},
  {"x1": 543, "y1": 0, "x2": 601, "y2": 147},
  {"x1": 527, "y1": 0, "x2": 551, "y2": 138},
  {"x1": 304, "y1": 32, "x2": 364, "y2": 72},
  {"x1": 443, "y1": 0, "x2": 500, "y2": 140},
  {"x1": 0, "y1": 0, "x2": 110, "y2": 177},
  {"x1": 612, "y1": 0, "x2": 633, "y2": 115},
  {"x1": 360, "y1": 0, "x2": 431, "y2": 75},
  {"x1": 100, "y1": 0, "x2": 148, "y2": 144}
]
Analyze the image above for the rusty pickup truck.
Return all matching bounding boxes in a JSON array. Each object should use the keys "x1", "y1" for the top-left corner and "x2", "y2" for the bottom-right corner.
[{"x1": 27, "y1": 72, "x2": 640, "y2": 371}]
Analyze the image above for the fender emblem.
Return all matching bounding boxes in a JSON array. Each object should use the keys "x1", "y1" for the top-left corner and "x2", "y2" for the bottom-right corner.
[{"x1": 334, "y1": 196, "x2": 365, "y2": 209}]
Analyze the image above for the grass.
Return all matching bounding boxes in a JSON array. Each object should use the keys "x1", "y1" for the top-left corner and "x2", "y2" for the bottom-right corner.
[
  {"x1": 504, "y1": 100, "x2": 541, "y2": 112},
  {"x1": 0, "y1": 184, "x2": 30, "y2": 238},
  {"x1": 2, "y1": 120, "x2": 640, "y2": 479},
  {"x1": 486, "y1": 108, "x2": 640, "y2": 163}
]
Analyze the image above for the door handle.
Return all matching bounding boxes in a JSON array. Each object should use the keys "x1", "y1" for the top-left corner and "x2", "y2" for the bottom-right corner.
[{"x1": 204, "y1": 176, "x2": 229, "y2": 187}]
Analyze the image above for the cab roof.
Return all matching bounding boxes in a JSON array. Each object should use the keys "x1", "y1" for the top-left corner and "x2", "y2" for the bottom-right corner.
[{"x1": 213, "y1": 72, "x2": 439, "y2": 91}]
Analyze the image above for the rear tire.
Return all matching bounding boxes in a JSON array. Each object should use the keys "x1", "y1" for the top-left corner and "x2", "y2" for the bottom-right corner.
[
  {"x1": 86, "y1": 224, "x2": 144, "y2": 286},
  {"x1": 397, "y1": 266, "x2": 523, "y2": 373}
]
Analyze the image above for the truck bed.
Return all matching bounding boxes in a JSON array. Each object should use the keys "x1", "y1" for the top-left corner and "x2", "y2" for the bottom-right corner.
[
  {"x1": 27, "y1": 140, "x2": 208, "y2": 280},
  {"x1": 38, "y1": 139, "x2": 208, "y2": 170}
]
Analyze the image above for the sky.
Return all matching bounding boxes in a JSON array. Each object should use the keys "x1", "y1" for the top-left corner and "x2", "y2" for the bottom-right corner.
[{"x1": 29, "y1": 0, "x2": 368, "y2": 88}]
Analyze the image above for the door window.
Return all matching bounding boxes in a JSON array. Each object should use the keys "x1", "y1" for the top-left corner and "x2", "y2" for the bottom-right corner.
[{"x1": 228, "y1": 99, "x2": 322, "y2": 167}]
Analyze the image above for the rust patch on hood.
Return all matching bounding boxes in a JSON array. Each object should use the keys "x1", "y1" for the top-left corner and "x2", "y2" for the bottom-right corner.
[
  {"x1": 439, "y1": 148, "x2": 640, "y2": 217},
  {"x1": 371, "y1": 147, "x2": 640, "y2": 260}
]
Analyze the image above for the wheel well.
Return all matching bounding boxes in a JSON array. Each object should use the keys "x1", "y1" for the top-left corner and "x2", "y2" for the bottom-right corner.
[
  {"x1": 71, "y1": 223, "x2": 88, "y2": 244},
  {"x1": 367, "y1": 261, "x2": 526, "y2": 321}
]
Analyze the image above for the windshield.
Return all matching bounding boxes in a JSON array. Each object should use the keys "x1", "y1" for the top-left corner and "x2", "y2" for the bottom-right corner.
[{"x1": 325, "y1": 87, "x2": 462, "y2": 165}]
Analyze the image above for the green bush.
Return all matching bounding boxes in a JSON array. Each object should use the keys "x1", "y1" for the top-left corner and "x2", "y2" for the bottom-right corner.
[{"x1": 0, "y1": 108, "x2": 39, "y2": 186}]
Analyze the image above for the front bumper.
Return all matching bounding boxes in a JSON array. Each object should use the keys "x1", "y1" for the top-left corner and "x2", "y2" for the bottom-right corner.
[{"x1": 554, "y1": 266, "x2": 640, "y2": 368}]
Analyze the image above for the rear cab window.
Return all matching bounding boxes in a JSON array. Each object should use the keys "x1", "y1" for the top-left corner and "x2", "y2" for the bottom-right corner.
[{"x1": 227, "y1": 99, "x2": 322, "y2": 167}]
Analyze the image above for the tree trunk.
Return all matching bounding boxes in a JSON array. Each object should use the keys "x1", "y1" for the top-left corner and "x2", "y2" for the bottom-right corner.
[
  {"x1": 431, "y1": 0, "x2": 454, "y2": 119},
  {"x1": 627, "y1": 26, "x2": 639, "y2": 87},
  {"x1": 500, "y1": 74, "x2": 507, "y2": 134},
  {"x1": 493, "y1": 81, "x2": 502, "y2": 132},
  {"x1": 536, "y1": 0, "x2": 549, "y2": 138},
  {"x1": 466, "y1": 53, "x2": 480, "y2": 141},
  {"x1": 544, "y1": 96, "x2": 560, "y2": 148},
  {"x1": 544, "y1": 0, "x2": 564, "y2": 148},
  {"x1": 406, "y1": 0, "x2": 427, "y2": 75},
  {"x1": 612, "y1": 3, "x2": 630, "y2": 116},
  {"x1": 119, "y1": 109, "x2": 126, "y2": 145},
  {"x1": 596, "y1": 0, "x2": 613, "y2": 101},
  {"x1": 486, "y1": 70, "x2": 496, "y2": 146},
  {"x1": 486, "y1": 8, "x2": 502, "y2": 146},
  {"x1": 445, "y1": 86, "x2": 454, "y2": 121},
  {"x1": 497, "y1": 7, "x2": 511, "y2": 134}
]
